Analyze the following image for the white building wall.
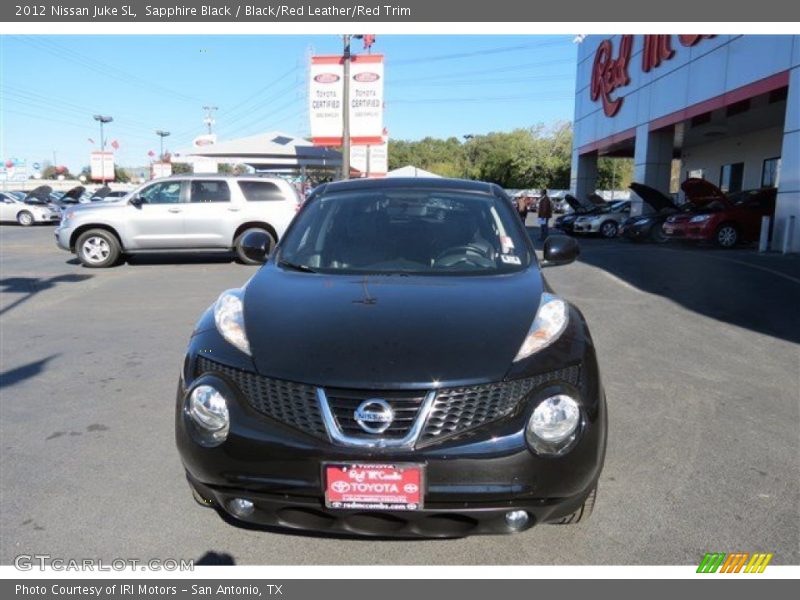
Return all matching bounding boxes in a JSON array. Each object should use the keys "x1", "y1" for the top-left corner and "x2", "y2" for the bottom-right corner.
[{"x1": 679, "y1": 126, "x2": 785, "y2": 196}]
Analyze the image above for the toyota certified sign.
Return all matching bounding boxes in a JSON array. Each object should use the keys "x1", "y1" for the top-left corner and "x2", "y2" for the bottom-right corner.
[{"x1": 309, "y1": 54, "x2": 384, "y2": 146}]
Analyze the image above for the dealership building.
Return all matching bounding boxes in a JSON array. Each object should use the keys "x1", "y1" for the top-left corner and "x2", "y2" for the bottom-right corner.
[{"x1": 571, "y1": 35, "x2": 800, "y2": 251}]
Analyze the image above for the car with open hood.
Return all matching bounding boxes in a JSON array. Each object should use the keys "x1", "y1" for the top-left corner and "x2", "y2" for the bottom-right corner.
[
  {"x1": 663, "y1": 178, "x2": 776, "y2": 248},
  {"x1": 571, "y1": 200, "x2": 631, "y2": 238},
  {"x1": 555, "y1": 194, "x2": 608, "y2": 234},
  {"x1": 0, "y1": 188, "x2": 60, "y2": 226},
  {"x1": 175, "y1": 177, "x2": 607, "y2": 537},
  {"x1": 620, "y1": 183, "x2": 685, "y2": 243}
]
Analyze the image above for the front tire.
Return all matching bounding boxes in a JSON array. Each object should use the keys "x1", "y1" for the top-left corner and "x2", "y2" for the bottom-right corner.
[
  {"x1": 17, "y1": 211, "x2": 34, "y2": 226},
  {"x1": 715, "y1": 223, "x2": 739, "y2": 248},
  {"x1": 600, "y1": 220, "x2": 618, "y2": 238},
  {"x1": 550, "y1": 486, "x2": 596, "y2": 525},
  {"x1": 234, "y1": 227, "x2": 275, "y2": 265},
  {"x1": 75, "y1": 229, "x2": 121, "y2": 268},
  {"x1": 650, "y1": 223, "x2": 669, "y2": 243}
]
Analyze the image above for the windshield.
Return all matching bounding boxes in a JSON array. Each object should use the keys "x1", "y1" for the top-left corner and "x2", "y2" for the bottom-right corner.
[{"x1": 278, "y1": 188, "x2": 533, "y2": 276}]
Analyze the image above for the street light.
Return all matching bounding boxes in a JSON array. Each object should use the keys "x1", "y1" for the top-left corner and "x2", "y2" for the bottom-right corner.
[
  {"x1": 156, "y1": 130, "x2": 171, "y2": 161},
  {"x1": 93, "y1": 114, "x2": 113, "y2": 184}
]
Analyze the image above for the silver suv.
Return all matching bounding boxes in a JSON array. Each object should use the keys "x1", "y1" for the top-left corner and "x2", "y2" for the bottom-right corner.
[{"x1": 55, "y1": 175, "x2": 299, "y2": 267}]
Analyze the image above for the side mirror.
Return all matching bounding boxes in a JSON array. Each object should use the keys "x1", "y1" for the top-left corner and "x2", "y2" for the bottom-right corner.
[
  {"x1": 541, "y1": 235, "x2": 579, "y2": 267},
  {"x1": 240, "y1": 230, "x2": 271, "y2": 264},
  {"x1": 129, "y1": 195, "x2": 143, "y2": 207}
]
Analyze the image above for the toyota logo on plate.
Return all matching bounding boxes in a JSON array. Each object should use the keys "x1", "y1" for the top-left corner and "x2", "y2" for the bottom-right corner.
[
  {"x1": 354, "y1": 399, "x2": 394, "y2": 434},
  {"x1": 331, "y1": 480, "x2": 350, "y2": 493}
]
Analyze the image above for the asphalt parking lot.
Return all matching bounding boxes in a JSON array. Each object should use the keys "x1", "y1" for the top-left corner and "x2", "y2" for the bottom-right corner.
[{"x1": 1, "y1": 222, "x2": 798, "y2": 566}]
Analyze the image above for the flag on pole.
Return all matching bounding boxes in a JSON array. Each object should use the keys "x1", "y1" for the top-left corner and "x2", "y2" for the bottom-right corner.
[
  {"x1": 147, "y1": 150, "x2": 156, "y2": 157},
  {"x1": 111, "y1": 140, "x2": 120, "y2": 150},
  {"x1": 88, "y1": 138, "x2": 95, "y2": 144}
]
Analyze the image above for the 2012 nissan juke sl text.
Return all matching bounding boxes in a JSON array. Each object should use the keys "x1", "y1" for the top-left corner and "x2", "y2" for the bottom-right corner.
[{"x1": 175, "y1": 177, "x2": 607, "y2": 537}]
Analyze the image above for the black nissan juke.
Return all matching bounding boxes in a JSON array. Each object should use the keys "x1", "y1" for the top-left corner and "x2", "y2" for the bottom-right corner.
[{"x1": 175, "y1": 177, "x2": 607, "y2": 537}]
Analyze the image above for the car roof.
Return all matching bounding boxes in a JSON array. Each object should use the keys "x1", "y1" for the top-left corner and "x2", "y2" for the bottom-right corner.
[
  {"x1": 158, "y1": 173, "x2": 285, "y2": 181},
  {"x1": 314, "y1": 177, "x2": 503, "y2": 197}
]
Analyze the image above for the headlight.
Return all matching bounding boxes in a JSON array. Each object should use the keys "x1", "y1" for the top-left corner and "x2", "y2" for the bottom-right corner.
[
  {"x1": 513, "y1": 293, "x2": 568, "y2": 362},
  {"x1": 526, "y1": 394, "x2": 581, "y2": 455},
  {"x1": 213, "y1": 289, "x2": 251, "y2": 355},
  {"x1": 689, "y1": 214, "x2": 712, "y2": 223},
  {"x1": 62, "y1": 210, "x2": 75, "y2": 224},
  {"x1": 186, "y1": 385, "x2": 229, "y2": 445}
]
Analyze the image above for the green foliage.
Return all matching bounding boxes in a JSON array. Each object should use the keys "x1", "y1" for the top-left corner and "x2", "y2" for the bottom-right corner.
[{"x1": 387, "y1": 122, "x2": 633, "y2": 192}]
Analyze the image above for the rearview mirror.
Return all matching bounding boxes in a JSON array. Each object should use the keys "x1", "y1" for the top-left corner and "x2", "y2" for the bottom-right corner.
[
  {"x1": 240, "y1": 230, "x2": 271, "y2": 264},
  {"x1": 541, "y1": 235, "x2": 579, "y2": 267}
]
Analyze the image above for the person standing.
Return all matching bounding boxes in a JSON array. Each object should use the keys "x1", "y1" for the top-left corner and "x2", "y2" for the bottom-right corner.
[
  {"x1": 516, "y1": 193, "x2": 529, "y2": 223},
  {"x1": 537, "y1": 188, "x2": 552, "y2": 241}
]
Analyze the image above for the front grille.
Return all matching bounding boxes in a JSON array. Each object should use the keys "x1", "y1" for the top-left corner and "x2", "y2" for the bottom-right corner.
[
  {"x1": 195, "y1": 357, "x2": 328, "y2": 440},
  {"x1": 418, "y1": 365, "x2": 581, "y2": 445},
  {"x1": 324, "y1": 388, "x2": 427, "y2": 439},
  {"x1": 195, "y1": 357, "x2": 580, "y2": 447}
]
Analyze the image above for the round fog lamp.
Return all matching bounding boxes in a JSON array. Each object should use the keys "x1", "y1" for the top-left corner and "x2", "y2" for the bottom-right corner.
[
  {"x1": 229, "y1": 498, "x2": 255, "y2": 518},
  {"x1": 505, "y1": 510, "x2": 529, "y2": 530},
  {"x1": 186, "y1": 385, "x2": 230, "y2": 445},
  {"x1": 526, "y1": 395, "x2": 581, "y2": 455}
]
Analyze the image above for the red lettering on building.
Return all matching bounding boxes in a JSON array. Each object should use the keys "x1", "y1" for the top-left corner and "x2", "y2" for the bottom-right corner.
[
  {"x1": 590, "y1": 35, "x2": 633, "y2": 118},
  {"x1": 591, "y1": 34, "x2": 715, "y2": 117},
  {"x1": 678, "y1": 34, "x2": 715, "y2": 47},
  {"x1": 642, "y1": 34, "x2": 675, "y2": 72}
]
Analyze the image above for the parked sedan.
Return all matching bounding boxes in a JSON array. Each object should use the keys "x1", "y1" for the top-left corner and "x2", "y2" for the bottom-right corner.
[
  {"x1": 572, "y1": 200, "x2": 631, "y2": 238},
  {"x1": 663, "y1": 179, "x2": 776, "y2": 248},
  {"x1": 176, "y1": 177, "x2": 607, "y2": 537},
  {"x1": 555, "y1": 194, "x2": 607, "y2": 235},
  {"x1": 0, "y1": 192, "x2": 60, "y2": 226},
  {"x1": 620, "y1": 183, "x2": 683, "y2": 243}
]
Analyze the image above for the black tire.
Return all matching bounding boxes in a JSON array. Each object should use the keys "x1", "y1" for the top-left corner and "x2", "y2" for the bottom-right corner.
[
  {"x1": 17, "y1": 211, "x2": 34, "y2": 227},
  {"x1": 715, "y1": 223, "x2": 739, "y2": 248},
  {"x1": 649, "y1": 223, "x2": 669, "y2": 243},
  {"x1": 550, "y1": 486, "x2": 597, "y2": 525},
  {"x1": 234, "y1": 227, "x2": 276, "y2": 265},
  {"x1": 599, "y1": 220, "x2": 618, "y2": 238},
  {"x1": 75, "y1": 229, "x2": 121, "y2": 268}
]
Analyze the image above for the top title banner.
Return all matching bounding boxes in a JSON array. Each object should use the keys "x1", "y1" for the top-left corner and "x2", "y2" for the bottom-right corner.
[{"x1": 3, "y1": 1, "x2": 798, "y2": 22}]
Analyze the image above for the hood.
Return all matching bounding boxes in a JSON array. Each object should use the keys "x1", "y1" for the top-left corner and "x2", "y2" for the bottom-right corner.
[
  {"x1": 243, "y1": 266, "x2": 544, "y2": 389},
  {"x1": 62, "y1": 186, "x2": 86, "y2": 200},
  {"x1": 24, "y1": 185, "x2": 53, "y2": 203},
  {"x1": 91, "y1": 185, "x2": 112, "y2": 200},
  {"x1": 564, "y1": 194, "x2": 595, "y2": 213},
  {"x1": 587, "y1": 193, "x2": 607, "y2": 206},
  {"x1": 681, "y1": 178, "x2": 731, "y2": 208},
  {"x1": 630, "y1": 182, "x2": 679, "y2": 213}
]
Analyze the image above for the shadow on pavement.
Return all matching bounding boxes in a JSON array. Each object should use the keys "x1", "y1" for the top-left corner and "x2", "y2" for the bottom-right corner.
[
  {"x1": 0, "y1": 274, "x2": 93, "y2": 316},
  {"x1": 528, "y1": 225, "x2": 800, "y2": 345},
  {"x1": 0, "y1": 354, "x2": 59, "y2": 390}
]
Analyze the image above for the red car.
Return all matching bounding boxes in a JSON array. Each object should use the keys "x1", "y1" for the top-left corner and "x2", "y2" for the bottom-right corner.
[{"x1": 662, "y1": 179, "x2": 776, "y2": 248}]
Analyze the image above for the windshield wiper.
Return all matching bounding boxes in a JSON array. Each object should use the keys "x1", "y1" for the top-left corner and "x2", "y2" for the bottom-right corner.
[{"x1": 278, "y1": 260, "x2": 318, "y2": 273}]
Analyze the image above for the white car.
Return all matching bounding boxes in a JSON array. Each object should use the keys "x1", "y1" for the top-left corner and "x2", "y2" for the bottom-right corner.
[
  {"x1": 0, "y1": 192, "x2": 61, "y2": 226},
  {"x1": 572, "y1": 200, "x2": 632, "y2": 238}
]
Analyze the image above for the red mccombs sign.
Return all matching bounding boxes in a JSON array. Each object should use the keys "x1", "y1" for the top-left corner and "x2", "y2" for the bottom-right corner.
[{"x1": 590, "y1": 34, "x2": 715, "y2": 117}]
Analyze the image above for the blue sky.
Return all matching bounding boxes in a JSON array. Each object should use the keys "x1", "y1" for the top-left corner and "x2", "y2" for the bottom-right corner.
[{"x1": 0, "y1": 35, "x2": 577, "y2": 172}]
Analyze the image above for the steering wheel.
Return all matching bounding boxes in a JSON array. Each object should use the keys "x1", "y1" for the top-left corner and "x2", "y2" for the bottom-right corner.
[{"x1": 434, "y1": 243, "x2": 495, "y2": 268}]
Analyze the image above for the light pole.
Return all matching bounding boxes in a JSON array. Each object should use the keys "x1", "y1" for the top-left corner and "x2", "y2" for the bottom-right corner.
[
  {"x1": 93, "y1": 114, "x2": 113, "y2": 184},
  {"x1": 203, "y1": 106, "x2": 218, "y2": 134},
  {"x1": 156, "y1": 130, "x2": 171, "y2": 161},
  {"x1": 341, "y1": 35, "x2": 353, "y2": 180}
]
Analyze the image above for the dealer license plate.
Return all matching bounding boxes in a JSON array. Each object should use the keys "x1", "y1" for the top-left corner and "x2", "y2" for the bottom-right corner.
[{"x1": 324, "y1": 463, "x2": 424, "y2": 510}]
